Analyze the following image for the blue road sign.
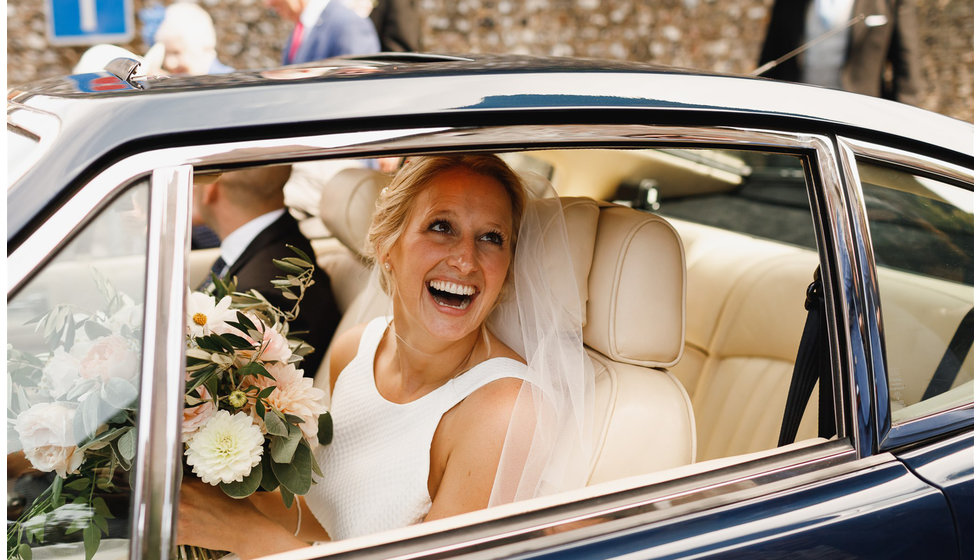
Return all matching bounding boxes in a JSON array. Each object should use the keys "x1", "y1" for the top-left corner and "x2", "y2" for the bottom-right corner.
[{"x1": 46, "y1": 0, "x2": 134, "y2": 45}]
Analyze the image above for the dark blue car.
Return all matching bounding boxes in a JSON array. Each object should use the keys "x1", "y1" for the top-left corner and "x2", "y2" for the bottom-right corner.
[{"x1": 7, "y1": 54, "x2": 973, "y2": 559}]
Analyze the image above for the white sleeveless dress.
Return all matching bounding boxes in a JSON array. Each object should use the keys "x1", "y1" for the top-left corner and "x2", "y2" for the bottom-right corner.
[{"x1": 306, "y1": 316, "x2": 528, "y2": 541}]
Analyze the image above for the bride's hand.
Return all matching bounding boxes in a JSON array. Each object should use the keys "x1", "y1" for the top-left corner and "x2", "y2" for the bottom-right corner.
[{"x1": 177, "y1": 479, "x2": 309, "y2": 559}]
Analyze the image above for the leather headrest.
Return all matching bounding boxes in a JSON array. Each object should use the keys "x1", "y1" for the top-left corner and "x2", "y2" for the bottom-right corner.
[
  {"x1": 319, "y1": 167, "x2": 389, "y2": 258},
  {"x1": 558, "y1": 198, "x2": 600, "y2": 324},
  {"x1": 584, "y1": 205, "x2": 686, "y2": 368}
]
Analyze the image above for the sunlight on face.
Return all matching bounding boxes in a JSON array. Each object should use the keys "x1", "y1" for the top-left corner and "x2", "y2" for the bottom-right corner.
[{"x1": 387, "y1": 167, "x2": 515, "y2": 345}]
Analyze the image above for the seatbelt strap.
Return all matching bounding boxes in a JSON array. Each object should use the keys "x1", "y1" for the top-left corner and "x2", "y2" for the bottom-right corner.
[
  {"x1": 778, "y1": 267, "x2": 835, "y2": 447},
  {"x1": 922, "y1": 308, "x2": 974, "y2": 400}
]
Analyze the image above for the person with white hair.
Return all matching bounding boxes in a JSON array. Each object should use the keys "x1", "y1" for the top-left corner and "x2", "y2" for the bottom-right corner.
[{"x1": 153, "y1": 2, "x2": 233, "y2": 75}]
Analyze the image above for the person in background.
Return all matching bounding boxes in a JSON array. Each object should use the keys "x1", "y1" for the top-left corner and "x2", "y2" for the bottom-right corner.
[
  {"x1": 370, "y1": 0, "x2": 421, "y2": 52},
  {"x1": 153, "y1": 1, "x2": 234, "y2": 75},
  {"x1": 193, "y1": 166, "x2": 341, "y2": 376},
  {"x1": 265, "y1": 0, "x2": 381, "y2": 64},
  {"x1": 757, "y1": 0, "x2": 923, "y2": 106}
]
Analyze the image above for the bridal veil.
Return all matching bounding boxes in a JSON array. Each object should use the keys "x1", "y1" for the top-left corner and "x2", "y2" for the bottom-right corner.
[{"x1": 487, "y1": 185, "x2": 595, "y2": 504}]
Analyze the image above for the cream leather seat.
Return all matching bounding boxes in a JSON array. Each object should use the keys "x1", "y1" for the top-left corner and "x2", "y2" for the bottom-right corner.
[
  {"x1": 582, "y1": 203, "x2": 695, "y2": 484},
  {"x1": 313, "y1": 170, "x2": 695, "y2": 484}
]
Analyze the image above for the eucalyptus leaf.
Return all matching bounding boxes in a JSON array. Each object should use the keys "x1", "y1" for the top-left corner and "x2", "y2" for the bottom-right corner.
[
  {"x1": 270, "y1": 423, "x2": 302, "y2": 463},
  {"x1": 280, "y1": 486, "x2": 295, "y2": 509},
  {"x1": 264, "y1": 411, "x2": 288, "y2": 438},
  {"x1": 18, "y1": 542, "x2": 33, "y2": 560},
  {"x1": 259, "y1": 453, "x2": 280, "y2": 492},
  {"x1": 79, "y1": 395, "x2": 102, "y2": 437},
  {"x1": 220, "y1": 464, "x2": 263, "y2": 498},
  {"x1": 101, "y1": 378, "x2": 138, "y2": 410},
  {"x1": 270, "y1": 441, "x2": 312, "y2": 495},
  {"x1": 317, "y1": 412, "x2": 333, "y2": 446},
  {"x1": 117, "y1": 427, "x2": 136, "y2": 462}
]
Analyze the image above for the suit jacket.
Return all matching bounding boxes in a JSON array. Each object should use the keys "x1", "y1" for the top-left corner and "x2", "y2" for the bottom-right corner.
[
  {"x1": 370, "y1": 0, "x2": 421, "y2": 52},
  {"x1": 283, "y1": 0, "x2": 381, "y2": 64},
  {"x1": 758, "y1": 0, "x2": 923, "y2": 105},
  {"x1": 226, "y1": 212, "x2": 340, "y2": 377}
]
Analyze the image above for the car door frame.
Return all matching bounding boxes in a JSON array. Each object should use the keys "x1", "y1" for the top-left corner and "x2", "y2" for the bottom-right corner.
[{"x1": 7, "y1": 121, "x2": 965, "y2": 560}]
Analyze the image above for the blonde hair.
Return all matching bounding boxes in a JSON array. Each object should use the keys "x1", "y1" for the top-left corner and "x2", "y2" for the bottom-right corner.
[{"x1": 366, "y1": 155, "x2": 526, "y2": 295}]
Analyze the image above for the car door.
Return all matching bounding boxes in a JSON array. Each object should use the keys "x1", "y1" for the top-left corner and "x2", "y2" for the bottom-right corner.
[
  {"x1": 839, "y1": 138, "x2": 974, "y2": 559},
  {"x1": 7, "y1": 166, "x2": 192, "y2": 560}
]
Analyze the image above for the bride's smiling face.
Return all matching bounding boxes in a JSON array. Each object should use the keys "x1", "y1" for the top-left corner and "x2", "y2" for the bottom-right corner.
[{"x1": 387, "y1": 167, "x2": 515, "y2": 344}]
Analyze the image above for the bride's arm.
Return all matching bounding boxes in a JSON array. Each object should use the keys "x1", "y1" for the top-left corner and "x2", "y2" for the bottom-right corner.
[
  {"x1": 424, "y1": 377, "x2": 524, "y2": 520},
  {"x1": 178, "y1": 480, "x2": 328, "y2": 558}
]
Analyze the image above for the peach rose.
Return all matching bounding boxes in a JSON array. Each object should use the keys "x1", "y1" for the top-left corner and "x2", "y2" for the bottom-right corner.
[
  {"x1": 15, "y1": 402, "x2": 85, "y2": 477},
  {"x1": 78, "y1": 335, "x2": 140, "y2": 384}
]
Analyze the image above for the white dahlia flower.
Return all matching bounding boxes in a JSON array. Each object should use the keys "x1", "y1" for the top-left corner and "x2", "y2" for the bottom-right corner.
[{"x1": 185, "y1": 410, "x2": 264, "y2": 485}]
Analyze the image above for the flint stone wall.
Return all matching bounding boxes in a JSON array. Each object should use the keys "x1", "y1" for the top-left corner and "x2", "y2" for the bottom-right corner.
[{"x1": 5, "y1": 0, "x2": 974, "y2": 122}]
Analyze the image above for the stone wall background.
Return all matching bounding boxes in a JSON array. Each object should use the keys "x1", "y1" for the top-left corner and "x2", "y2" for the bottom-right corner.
[{"x1": 6, "y1": 0, "x2": 974, "y2": 122}]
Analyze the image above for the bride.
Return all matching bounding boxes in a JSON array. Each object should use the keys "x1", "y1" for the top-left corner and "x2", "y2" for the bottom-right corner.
[{"x1": 177, "y1": 154, "x2": 594, "y2": 558}]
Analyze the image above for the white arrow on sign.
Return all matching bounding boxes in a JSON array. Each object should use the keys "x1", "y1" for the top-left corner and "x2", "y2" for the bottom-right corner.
[{"x1": 80, "y1": 0, "x2": 97, "y2": 32}]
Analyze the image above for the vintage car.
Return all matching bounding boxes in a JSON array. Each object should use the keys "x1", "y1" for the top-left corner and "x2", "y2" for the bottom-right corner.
[{"x1": 7, "y1": 54, "x2": 974, "y2": 559}]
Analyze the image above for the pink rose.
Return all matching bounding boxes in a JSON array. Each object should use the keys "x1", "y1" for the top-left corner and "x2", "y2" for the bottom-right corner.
[
  {"x1": 15, "y1": 403, "x2": 85, "y2": 477},
  {"x1": 78, "y1": 335, "x2": 140, "y2": 383}
]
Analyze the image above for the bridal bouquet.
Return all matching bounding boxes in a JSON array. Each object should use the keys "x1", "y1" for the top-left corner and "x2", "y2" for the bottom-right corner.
[
  {"x1": 7, "y1": 247, "x2": 330, "y2": 560},
  {"x1": 182, "y1": 248, "x2": 331, "y2": 504}
]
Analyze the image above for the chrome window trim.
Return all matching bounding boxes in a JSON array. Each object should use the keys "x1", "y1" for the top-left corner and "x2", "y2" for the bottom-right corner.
[
  {"x1": 280, "y1": 441, "x2": 860, "y2": 560},
  {"x1": 8, "y1": 123, "x2": 873, "y2": 558},
  {"x1": 837, "y1": 137, "x2": 975, "y2": 451},
  {"x1": 129, "y1": 166, "x2": 193, "y2": 560}
]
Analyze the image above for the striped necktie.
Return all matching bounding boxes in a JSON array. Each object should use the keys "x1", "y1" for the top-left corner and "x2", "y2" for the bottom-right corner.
[{"x1": 198, "y1": 256, "x2": 227, "y2": 291}]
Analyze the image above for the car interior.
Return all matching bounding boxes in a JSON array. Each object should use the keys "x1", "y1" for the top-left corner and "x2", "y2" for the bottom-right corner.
[{"x1": 185, "y1": 146, "x2": 972, "y2": 484}]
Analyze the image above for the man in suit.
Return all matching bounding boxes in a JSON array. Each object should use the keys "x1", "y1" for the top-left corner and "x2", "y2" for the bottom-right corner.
[
  {"x1": 265, "y1": 0, "x2": 381, "y2": 65},
  {"x1": 757, "y1": 0, "x2": 923, "y2": 106},
  {"x1": 193, "y1": 166, "x2": 340, "y2": 377},
  {"x1": 370, "y1": 0, "x2": 421, "y2": 52}
]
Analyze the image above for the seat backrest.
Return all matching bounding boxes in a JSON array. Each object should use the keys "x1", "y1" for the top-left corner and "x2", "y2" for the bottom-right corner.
[
  {"x1": 670, "y1": 220, "x2": 818, "y2": 462},
  {"x1": 581, "y1": 204, "x2": 695, "y2": 484}
]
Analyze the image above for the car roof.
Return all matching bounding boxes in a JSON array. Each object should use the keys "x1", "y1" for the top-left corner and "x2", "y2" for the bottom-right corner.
[{"x1": 7, "y1": 53, "x2": 973, "y2": 244}]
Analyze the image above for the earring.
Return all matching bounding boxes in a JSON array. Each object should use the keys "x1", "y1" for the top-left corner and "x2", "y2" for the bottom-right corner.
[{"x1": 384, "y1": 261, "x2": 391, "y2": 271}]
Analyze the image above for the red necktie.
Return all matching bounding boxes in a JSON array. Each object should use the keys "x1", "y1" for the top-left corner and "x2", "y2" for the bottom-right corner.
[{"x1": 287, "y1": 22, "x2": 304, "y2": 63}]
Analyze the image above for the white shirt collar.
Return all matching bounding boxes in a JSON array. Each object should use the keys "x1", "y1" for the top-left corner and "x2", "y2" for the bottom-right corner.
[
  {"x1": 300, "y1": 0, "x2": 332, "y2": 34},
  {"x1": 220, "y1": 208, "x2": 286, "y2": 270}
]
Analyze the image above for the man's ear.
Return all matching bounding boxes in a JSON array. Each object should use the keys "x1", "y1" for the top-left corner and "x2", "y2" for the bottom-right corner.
[{"x1": 201, "y1": 179, "x2": 220, "y2": 204}]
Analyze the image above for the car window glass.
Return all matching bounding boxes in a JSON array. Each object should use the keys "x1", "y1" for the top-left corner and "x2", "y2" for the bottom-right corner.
[
  {"x1": 855, "y1": 161, "x2": 974, "y2": 424},
  {"x1": 7, "y1": 181, "x2": 149, "y2": 558}
]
